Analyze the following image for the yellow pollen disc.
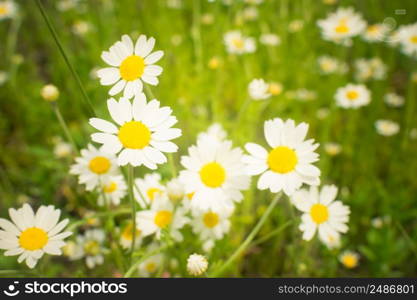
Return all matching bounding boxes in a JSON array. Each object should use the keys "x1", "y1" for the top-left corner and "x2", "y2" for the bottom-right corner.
[
  {"x1": 203, "y1": 212, "x2": 219, "y2": 228},
  {"x1": 310, "y1": 203, "x2": 329, "y2": 224},
  {"x1": 19, "y1": 227, "x2": 48, "y2": 251},
  {"x1": 410, "y1": 35, "x2": 417, "y2": 44},
  {"x1": 335, "y1": 20, "x2": 349, "y2": 34},
  {"x1": 267, "y1": 146, "x2": 298, "y2": 174},
  {"x1": 154, "y1": 210, "x2": 173, "y2": 228},
  {"x1": 342, "y1": 255, "x2": 357, "y2": 268},
  {"x1": 199, "y1": 162, "x2": 226, "y2": 188},
  {"x1": 346, "y1": 90, "x2": 359, "y2": 100},
  {"x1": 0, "y1": 6, "x2": 7, "y2": 15},
  {"x1": 122, "y1": 223, "x2": 141, "y2": 241},
  {"x1": 367, "y1": 25, "x2": 378, "y2": 34},
  {"x1": 84, "y1": 240, "x2": 100, "y2": 255},
  {"x1": 118, "y1": 121, "x2": 151, "y2": 149},
  {"x1": 89, "y1": 156, "x2": 111, "y2": 174},
  {"x1": 119, "y1": 55, "x2": 145, "y2": 81},
  {"x1": 146, "y1": 262, "x2": 157, "y2": 273},
  {"x1": 268, "y1": 83, "x2": 282, "y2": 95},
  {"x1": 147, "y1": 187, "x2": 162, "y2": 201},
  {"x1": 186, "y1": 192, "x2": 195, "y2": 200},
  {"x1": 103, "y1": 182, "x2": 117, "y2": 193},
  {"x1": 232, "y1": 38, "x2": 244, "y2": 49}
]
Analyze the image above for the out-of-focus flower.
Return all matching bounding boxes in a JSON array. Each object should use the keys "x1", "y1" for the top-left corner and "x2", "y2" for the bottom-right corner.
[
  {"x1": 135, "y1": 173, "x2": 166, "y2": 207},
  {"x1": 375, "y1": 120, "x2": 400, "y2": 136},
  {"x1": 324, "y1": 142, "x2": 342, "y2": 156},
  {"x1": 259, "y1": 33, "x2": 281, "y2": 46},
  {"x1": 98, "y1": 175, "x2": 127, "y2": 206},
  {"x1": 76, "y1": 229, "x2": 107, "y2": 268},
  {"x1": 339, "y1": 250, "x2": 359, "y2": 269},
  {"x1": 362, "y1": 23, "x2": 390, "y2": 42},
  {"x1": 354, "y1": 57, "x2": 387, "y2": 82},
  {"x1": 208, "y1": 56, "x2": 222, "y2": 70},
  {"x1": 41, "y1": 84, "x2": 60, "y2": 102},
  {"x1": 53, "y1": 140, "x2": 72, "y2": 158},
  {"x1": 384, "y1": 92, "x2": 404, "y2": 108},
  {"x1": 335, "y1": 83, "x2": 371, "y2": 109},
  {"x1": 72, "y1": 20, "x2": 92, "y2": 36},
  {"x1": 187, "y1": 253, "x2": 208, "y2": 276},
  {"x1": 224, "y1": 30, "x2": 256, "y2": 54},
  {"x1": 166, "y1": 178, "x2": 185, "y2": 203},
  {"x1": 242, "y1": 6, "x2": 258, "y2": 21},
  {"x1": 0, "y1": 71, "x2": 8, "y2": 85},
  {"x1": 318, "y1": 55, "x2": 348, "y2": 75},
  {"x1": 248, "y1": 78, "x2": 271, "y2": 100},
  {"x1": 0, "y1": 0, "x2": 17, "y2": 20},
  {"x1": 397, "y1": 22, "x2": 417, "y2": 58},
  {"x1": 201, "y1": 13, "x2": 214, "y2": 25},
  {"x1": 268, "y1": 82, "x2": 283, "y2": 96},
  {"x1": 138, "y1": 243, "x2": 163, "y2": 277},
  {"x1": 119, "y1": 222, "x2": 142, "y2": 249},
  {"x1": 289, "y1": 20, "x2": 304, "y2": 32}
]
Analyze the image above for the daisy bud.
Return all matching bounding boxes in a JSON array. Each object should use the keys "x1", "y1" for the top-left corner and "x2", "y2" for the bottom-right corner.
[
  {"x1": 166, "y1": 178, "x2": 185, "y2": 203},
  {"x1": 187, "y1": 254, "x2": 208, "y2": 276},
  {"x1": 41, "y1": 84, "x2": 60, "y2": 102}
]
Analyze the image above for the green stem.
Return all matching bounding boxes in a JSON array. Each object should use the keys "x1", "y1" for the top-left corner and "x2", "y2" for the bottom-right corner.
[
  {"x1": 210, "y1": 192, "x2": 282, "y2": 277},
  {"x1": 35, "y1": 0, "x2": 96, "y2": 116},
  {"x1": 52, "y1": 103, "x2": 78, "y2": 153},
  {"x1": 128, "y1": 165, "x2": 137, "y2": 264}
]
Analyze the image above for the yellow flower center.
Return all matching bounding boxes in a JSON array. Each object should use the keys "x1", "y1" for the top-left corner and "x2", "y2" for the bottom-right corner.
[
  {"x1": 267, "y1": 146, "x2": 298, "y2": 174},
  {"x1": 367, "y1": 25, "x2": 378, "y2": 34},
  {"x1": 335, "y1": 20, "x2": 349, "y2": 34},
  {"x1": 0, "y1": 6, "x2": 7, "y2": 15},
  {"x1": 199, "y1": 162, "x2": 226, "y2": 188},
  {"x1": 119, "y1": 55, "x2": 145, "y2": 81},
  {"x1": 346, "y1": 90, "x2": 359, "y2": 100},
  {"x1": 154, "y1": 210, "x2": 173, "y2": 228},
  {"x1": 103, "y1": 182, "x2": 117, "y2": 193},
  {"x1": 145, "y1": 262, "x2": 157, "y2": 273},
  {"x1": 84, "y1": 240, "x2": 100, "y2": 256},
  {"x1": 89, "y1": 156, "x2": 111, "y2": 174},
  {"x1": 19, "y1": 227, "x2": 48, "y2": 251},
  {"x1": 268, "y1": 83, "x2": 282, "y2": 95},
  {"x1": 410, "y1": 35, "x2": 417, "y2": 44},
  {"x1": 310, "y1": 203, "x2": 329, "y2": 224},
  {"x1": 232, "y1": 38, "x2": 244, "y2": 49},
  {"x1": 118, "y1": 121, "x2": 151, "y2": 149},
  {"x1": 147, "y1": 187, "x2": 162, "y2": 201},
  {"x1": 121, "y1": 223, "x2": 141, "y2": 241},
  {"x1": 342, "y1": 254, "x2": 358, "y2": 268},
  {"x1": 187, "y1": 192, "x2": 194, "y2": 200},
  {"x1": 203, "y1": 212, "x2": 219, "y2": 228}
]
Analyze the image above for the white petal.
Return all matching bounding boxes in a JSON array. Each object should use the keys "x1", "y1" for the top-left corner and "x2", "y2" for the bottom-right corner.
[
  {"x1": 89, "y1": 118, "x2": 118, "y2": 134},
  {"x1": 144, "y1": 51, "x2": 164, "y2": 64},
  {"x1": 108, "y1": 79, "x2": 126, "y2": 96}
]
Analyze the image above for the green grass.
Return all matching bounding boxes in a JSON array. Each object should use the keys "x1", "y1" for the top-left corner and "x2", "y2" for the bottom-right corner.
[{"x1": 0, "y1": 0, "x2": 416, "y2": 277}]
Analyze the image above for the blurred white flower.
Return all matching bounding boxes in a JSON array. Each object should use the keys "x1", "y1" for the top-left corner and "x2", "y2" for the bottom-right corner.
[
  {"x1": 335, "y1": 83, "x2": 371, "y2": 109},
  {"x1": 354, "y1": 57, "x2": 387, "y2": 82},
  {"x1": 397, "y1": 22, "x2": 417, "y2": 58},
  {"x1": 248, "y1": 78, "x2": 271, "y2": 100},
  {"x1": 375, "y1": 120, "x2": 400, "y2": 136},
  {"x1": 339, "y1": 250, "x2": 359, "y2": 269},
  {"x1": 362, "y1": 23, "x2": 390, "y2": 42},
  {"x1": 384, "y1": 92, "x2": 404, "y2": 108},
  {"x1": 259, "y1": 33, "x2": 281, "y2": 46},
  {"x1": 224, "y1": 30, "x2": 256, "y2": 54}
]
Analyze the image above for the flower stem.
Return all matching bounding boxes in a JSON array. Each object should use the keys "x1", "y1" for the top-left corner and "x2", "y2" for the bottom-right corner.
[
  {"x1": 128, "y1": 165, "x2": 137, "y2": 264},
  {"x1": 210, "y1": 192, "x2": 282, "y2": 277},
  {"x1": 35, "y1": 0, "x2": 96, "y2": 116},
  {"x1": 52, "y1": 103, "x2": 78, "y2": 154}
]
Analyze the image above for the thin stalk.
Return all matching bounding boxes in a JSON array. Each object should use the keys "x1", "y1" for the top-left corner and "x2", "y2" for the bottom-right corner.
[
  {"x1": 210, "y1": 192, "x2": 282, "y2": 277},
  {"x1": 128, "y1": 165, "x2": 137, "y2": 264},
  {"x1": 35, "y1": 0, "x2": 96, "y2": 116},
  {"x1": 52, "y1": 103, "x2": 78, "y2": 153}
]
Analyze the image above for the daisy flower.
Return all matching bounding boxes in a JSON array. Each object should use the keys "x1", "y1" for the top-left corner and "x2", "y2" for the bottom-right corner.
[
  {"x1": 179, "y1": 135, "x2": 251, "y2": 211},
  {"x1": 384, "y1": 92, "x2": 404, "y2": 108},
  {"x1": 98, "y1": 175, "x2": 127, "y2": 206},
  {"x1": 335, "y1": 83, "x2": 371, "y2": 109},
  {"x1": 317, "y1": 7, "x2": 366, "y2": 44},
  {"x1": 224, "y1": 30, "x2": 256, "y2": 54},
  {"x1": 324, "y1": 142, "x2": 342, "y2": 156},
  {"x1": 119, "y1": 222, "x2": 142, "y2": 249},
  {"x1": 76, "y1": 229, "x2": 107, "y2": 269},
  {"x1": 317, "y1": 55, "x2": 347, "y2": 75},
  {"x1": 339, "y1": 250, "x2": 359, "y2": 269},
  {"x1": 97, "y1": 34, "x2": 164, "y2": 98},
  {"x1": 0, "y1": 0, "x2": 17, "y2": 20},
  {"x1": 191, "y1": 208, "x2": 231, "y2": 252},
  {"x1": 197, "y1": 123, "x2": 227, "y2": 143},
  {"x1": 136, "y1": 194, "x2": 189, "y2": 242},
  {"x1": 134, "y1": 172, "x2": 166, "y2": 207},
  {"x1": 362, "y1": 23, "x2": 390, "y2": 42},
  {"x1": 291, "y1": 185, "x2": 350, "y2": 245},
  {"x1": 138, "y1": 243, "x2": 163, "y2": 277},
  {"x1": 248, "y1": 78, "x2": 271, "y2": 100},
  {"x1": 89, "y1": 93, "x2": 181, "y2": 168},
  {"x1": 354, "y1": 57, "x2": 386, "y2": 82},
  {"x1": 259, "y1": 33, "x2": 281, "y2": 46},
  {"x1": 70, "y1": 144, "x2": 118, "y2": 191},
  {"x1": 397, "y1": 22, "x2": 417, "y2": 58},
  {"x1": 166, "y1": 178, "x2": 186, "y2": 203},
  {"x1": 243, "y1": 118, "x2": 320, "y2": 196},
  {"x1": 375, "y1": 120, "x2": 400, "y2": 136},
  {"x1": 187, "y1": 253, "x2": 208, "y2": 276},
  {"x1": 0, "y1": 204, "x2": 72, "y2": 268}
]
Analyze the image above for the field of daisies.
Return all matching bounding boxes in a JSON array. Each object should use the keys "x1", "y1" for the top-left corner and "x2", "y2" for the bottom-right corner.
[{"x1": 0, "y1": 0, "x2": 417, "y2": 278}]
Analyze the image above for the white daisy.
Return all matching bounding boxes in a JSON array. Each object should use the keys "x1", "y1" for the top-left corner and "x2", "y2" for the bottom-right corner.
[
  {"x1": 97, "y1": 34, "x2": 164, "y2": 98},
  {"x1": 339, "y1": 250, "x2": 359, "y2": 269},
  {"x1": 324, "y1": 142, "x2": 342, "y2": 156},
  {"x1": 187, "y1": 253, "x2": 208, "y2": 276},
  {"x1": 89, "y1": 93, "x2": 181, "y2": 168},
  {"x1": 335, "y1": 83, "x2": 371, "y2": 109},
  {"x1": 76, "y1": 229, "x2": 107, "y2": 269},
  {"x1": 70, "y1": 144, "x2": 118, "y2": 191},
  {"x1": 0, "y1": 204, "x2": 72, "y2": 268},
  {"x1": 138, "y1": 243, "x2": 163, "y2": 277},
  {"x1": 0, "y1": 0, "x2": 17, "y2": 20},
  {"x1": 375, "y1": 120, "x2": 400, "y2": 136},
  {"x1": 166, "y1": 177, "x2": 186, "y2": 203},
  {"x1": 362, "y1": 23, "x2": 390, "y2": 42},
  {"x1": 248, "y1": 78, "x2": 271, "y2": 100},
  {"x1": 179, "y1": 135, "x2": 251, "y2": 211},
  {"x1": 317, "y1": 55, "x2": 347, "y2": 75},
  {"x1": 291, "y1": 185, "x2": 350, "y2": 245},
  {"x1": 354, "y1": 57, "x2": 386, "y2": 82},
  {"x1": 397, "y1": 22, "x2": 417, "y2": 58},
  {"x1": 224, "y1": 30, "x2": 256, "y2": 54},
  {"x1": 134, "y1": 172, "x2": 166, "y2": 207},
  {"x1": 98, "y1": 175, "x2": 127, "y2": 206},
  {"x1": 197, "y1": 123, "x2": 227, "y2": 143},
  {"x1": 243, "y1": 118, "x2": 320, "y2": 196},
  {"x1": 191, "y1": 208, "x2": 231, "y2": 252},
  {"x1": 119, "y1": 222, "x2": 142, "y2": 250},
  {"x1": 384, "y1": 92, "x2": 404, "y2": 108},
  {"x1": 317, "y1": 7, "x2": 366, "y2": 44},
  {"x1": 136, "y1": 194, "x2": 189, "y2": 242},
  {"x1": 259, "y1": 33, "x2": 281, "y2": 46}
]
